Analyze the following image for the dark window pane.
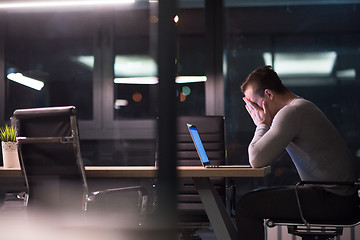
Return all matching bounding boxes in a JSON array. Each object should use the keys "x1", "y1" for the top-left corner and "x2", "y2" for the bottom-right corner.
[{"x1": 5, "y1": 11, "x2": 94, "y2": 120}]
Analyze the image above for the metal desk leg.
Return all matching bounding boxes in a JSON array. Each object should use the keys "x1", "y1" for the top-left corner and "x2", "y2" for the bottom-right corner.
[{"x1": 193, "y1": 177, "x2": 238, "y2": 240}]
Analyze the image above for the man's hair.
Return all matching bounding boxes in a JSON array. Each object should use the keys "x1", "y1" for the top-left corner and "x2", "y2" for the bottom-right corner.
[{"x1": 241, "y1": 65, "x2": 287, "y2": 96}]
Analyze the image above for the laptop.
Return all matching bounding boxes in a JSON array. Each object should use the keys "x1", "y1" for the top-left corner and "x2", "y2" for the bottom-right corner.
[{"x1": 187, "y1": 123, "x2": 251, "y2": 168}]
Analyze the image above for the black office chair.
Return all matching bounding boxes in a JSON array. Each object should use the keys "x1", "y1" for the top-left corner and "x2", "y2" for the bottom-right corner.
[
  {"x1": 13, "y1": 106, "x2": 148, "y2": 225},
  {"x1": 266, "y1": 181, "x2": 360, "y2": 240},
  {"x1": 175, "y1": 116, "x2": 235, "y2": 239}
]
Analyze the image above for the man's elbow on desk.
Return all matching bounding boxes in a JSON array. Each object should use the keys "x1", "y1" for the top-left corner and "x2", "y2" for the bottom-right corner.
[
  {"x1": 249, "y1": 152, "x2": 269, "y2": 168},
  {"x1": 249, "y1": 161, "x2": 267, "y2": 168}
]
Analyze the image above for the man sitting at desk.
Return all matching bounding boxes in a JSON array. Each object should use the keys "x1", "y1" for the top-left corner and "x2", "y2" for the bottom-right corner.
[{"x1": 236, "y1": 65, "x2": 358, "y2": 240}]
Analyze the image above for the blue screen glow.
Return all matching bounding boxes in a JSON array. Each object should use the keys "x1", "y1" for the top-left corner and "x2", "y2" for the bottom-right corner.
[{"x1": 189, "y1": 126, "x2": 209, "y2": 163}]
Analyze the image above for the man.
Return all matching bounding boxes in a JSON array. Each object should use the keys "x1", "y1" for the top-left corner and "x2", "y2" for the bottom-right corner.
[{"x1": 236, "y1": 65, "x2": 358, "y2": 240}]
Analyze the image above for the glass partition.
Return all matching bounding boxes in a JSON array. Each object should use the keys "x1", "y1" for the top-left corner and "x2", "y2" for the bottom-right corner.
[{"x1": 224, "y1": 2, "x2": 360, "y2": 187}]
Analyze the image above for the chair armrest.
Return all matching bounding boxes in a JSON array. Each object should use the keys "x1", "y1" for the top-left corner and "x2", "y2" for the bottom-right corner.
[
  {"x1": 297, "y1": 180, "x2": 360, "y2": 187},
  {"x1": 17, "y1": 136, "x2": 74, "y2": 144},
  {"x1": 87, "y1": 186, "x2": 148, "y2": 226},
  {"x1": 89, "y1": 186, "x2": 148, "y2": 197}
]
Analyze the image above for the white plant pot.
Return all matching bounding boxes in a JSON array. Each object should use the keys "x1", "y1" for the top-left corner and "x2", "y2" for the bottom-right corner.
[{"x1": 2, "y1": 141, "x2": 20, "y2": 168}]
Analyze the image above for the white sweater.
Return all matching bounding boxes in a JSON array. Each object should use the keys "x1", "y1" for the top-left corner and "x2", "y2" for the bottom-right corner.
[{"x1": 248, "y1": 98, "x2": 357, "y2": 195}]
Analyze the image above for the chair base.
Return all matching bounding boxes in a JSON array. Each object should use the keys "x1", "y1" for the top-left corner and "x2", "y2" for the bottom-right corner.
[
  {"x1": 288, "y1": 225, "x2": 343, "y2": 240},
  {"x1": 178, "y1": 228, "x2": 202, "y2": 240}
]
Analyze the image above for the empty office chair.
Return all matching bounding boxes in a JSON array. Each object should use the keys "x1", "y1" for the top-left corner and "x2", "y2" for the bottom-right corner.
[
  {"x1": 176, "y1": 116, "x2": 234, "y2": 238},
  {"x1": 266, "y1": 181, "x2": 360, "y2": 240},
  {"x1": 13, "y1": 106, "x2": 148, "y2": 224}
]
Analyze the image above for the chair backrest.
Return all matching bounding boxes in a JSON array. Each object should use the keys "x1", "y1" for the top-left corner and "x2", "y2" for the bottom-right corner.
[
  {"x1": 13, "y1": 106, "x2": 88, "y2": 211},
  {"x1": 176, "y1": 116, "x2": 226, "y2": 223},
  {"x1": 177, "y1": 116, "x2": 226, "y2": 166}
]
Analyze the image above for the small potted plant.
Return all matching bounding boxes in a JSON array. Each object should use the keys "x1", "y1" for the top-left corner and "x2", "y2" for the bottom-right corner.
[{"x1": 0, "y1": 125, "x2": 20, "y2": 168}]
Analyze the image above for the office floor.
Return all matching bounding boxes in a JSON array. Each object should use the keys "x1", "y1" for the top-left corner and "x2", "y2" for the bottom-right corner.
[
  {"x1": 190, "y1": 229, "x2": 216, "y2": 240},
  {"x1": 177, "y1": 228, "x2": 216, "y2": 240},
  {"x1": 0, "y1": 192, "x2": 25, "y2": 212},
  {"x1": 0, "y1": 193, "x2": 217, "y2": 240}
]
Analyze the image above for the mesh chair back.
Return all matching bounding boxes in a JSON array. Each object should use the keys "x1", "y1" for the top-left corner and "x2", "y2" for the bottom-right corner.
[
  {"x1": 176, "y1": 116, "x2": 226, "y2": 223},
  {"x1": 13, "y1": 106, "x2": 88, "y2": 211}
]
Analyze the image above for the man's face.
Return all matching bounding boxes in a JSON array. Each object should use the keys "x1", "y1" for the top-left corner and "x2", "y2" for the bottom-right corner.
[
  {"x1": 243, "y1": 87, "x2": 265, "y2": 109},
  {"x1": 243, "y1": 86, "x2": 276, "y2": 121}
]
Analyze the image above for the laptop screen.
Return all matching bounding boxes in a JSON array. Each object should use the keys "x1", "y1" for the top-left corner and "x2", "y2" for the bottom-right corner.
[{"x1": 187, "y1": 124, "x2": 210, "y2": 164}]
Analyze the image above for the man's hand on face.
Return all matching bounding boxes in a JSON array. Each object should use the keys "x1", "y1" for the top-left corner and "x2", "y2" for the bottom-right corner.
[{"x1": 243, "y1": 97, "x2": 272, "y2": 127}]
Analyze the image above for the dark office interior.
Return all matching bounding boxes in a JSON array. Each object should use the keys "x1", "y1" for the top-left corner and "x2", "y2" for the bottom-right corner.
[{"x1": 0, "y1": 0, "x2": 360, "y2": 239}]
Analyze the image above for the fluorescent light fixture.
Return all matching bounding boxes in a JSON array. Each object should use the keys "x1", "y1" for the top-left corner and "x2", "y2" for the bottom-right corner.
[
  {"x1": 115, "y1": 55, "x2": 157, "y2": 77},
  {"x1": 114, "y1": 76, "x2": 207, "y2": 84},
  {"x1": 263, "y1": 53, "x2": 272, "y2": 67},
  {"x1": 114, "y1": 77, "x2": 158, "y2": 85},
  {"x1": 336, "y1": 69, "x2": 356, "y2": 79},
  {"x1": 114, "y1": 99, "x2": 128, "y2": 110},
  {"x1": 74, "y1": 55, "x2": 158, "y2": 77},
  {"x1": 263, "y1": 51, "x2": 337, "y2": 76},
  {"x1": 115, "y1": 99, "x2": 129, "y2": 107},
  {"x1": 74, "y1": 55, "x2": 207, "y2": 84},
  {"x1": 72, "y1": 56, "x2": 94, "y2": 70},
  {"x1": 7, "y1": 73, "x2": 44, "y2": 91},
  {"x1": 175, "y1": 76, "x2": 206, "y2": 83},
  {"x1": 0, "y1": 0, "x2": 135, "y2": 9}
]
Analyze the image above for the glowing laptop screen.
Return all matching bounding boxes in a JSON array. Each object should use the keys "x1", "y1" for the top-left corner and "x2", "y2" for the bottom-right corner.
[{"x1": 187, "y1": 124, "x2": 210, "y2": 164}]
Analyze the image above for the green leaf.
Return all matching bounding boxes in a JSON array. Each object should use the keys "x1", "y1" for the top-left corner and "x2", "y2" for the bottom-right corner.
[{"x1": 0, "y1": 125, "x2": 17, "y2": 142}]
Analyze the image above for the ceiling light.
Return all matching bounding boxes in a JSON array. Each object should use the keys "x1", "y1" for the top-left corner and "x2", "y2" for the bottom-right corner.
[
  {"x1": 0, "y1": 0, "x2": 135, "y2": 9},
  {"x1": 114, "y1": 77, "x2": 158, "y2": 84},
  {"x1": 263, "y1": 51, "x2": 337, "y2": 77},
  {"x1": 114, "y1": 99, "x2": 129, "y2": 109},
  {"x1": 336, "y1": 69, "x2": 356, "y2": 80},
  {"x1": 73, "y1": 56, "x2": 94, "y2": 70},
  {"x1": 114, "y1": 76, "x2": 207, "y2": 84},
  {"x1": 7, "y1": 73, "x2": 44, "y2": 91},
  {"x1": 115, "y1": 99, "x2": 129, "y2": 107},
  {"x1": 174, "y1": 15, "x2": 179, "y2": 23},
  {"x1": 115, "y1": 55, "x2": 157, "y2": 77},
  {"x1": 74, "y1": 55, "x2": 158, "y2": 77},
  {"x1": 74, "y1": 55, "x2": 207, "y2": 84},
  {"x1": 175, "y1": 76, "x2": 206, "y2": 83}
]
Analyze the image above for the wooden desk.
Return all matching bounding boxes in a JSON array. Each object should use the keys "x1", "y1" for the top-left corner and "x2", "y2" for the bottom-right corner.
[
  {"x1": 0, "y1": 166, "x2": 270, "y2": 178},
  {"x1": 86, "y1": 166, "x2": 270, "y2": 178},
  {"x1": 0, "y1": 166, "x2": 270, "y2": 240}
]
